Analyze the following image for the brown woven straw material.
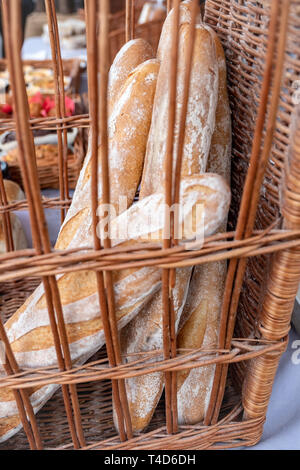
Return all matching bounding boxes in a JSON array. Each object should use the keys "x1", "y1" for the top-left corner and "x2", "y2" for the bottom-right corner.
[{"x1": 0, "y1": 0, "x2": 299, "y2": 450}]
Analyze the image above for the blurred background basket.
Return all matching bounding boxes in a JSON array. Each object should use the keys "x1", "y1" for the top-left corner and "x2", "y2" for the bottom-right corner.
[
  {"x1": 0, "y1": 0, "x2": 299, "y2": 451},
  {"x1": 0, "y1": 57, "x2": 86, "y2": 190}
]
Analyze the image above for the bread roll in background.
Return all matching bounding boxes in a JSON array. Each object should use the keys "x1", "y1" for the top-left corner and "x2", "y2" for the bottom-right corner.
[
  {"x1": 0, "y1": 173, "x2": 230, "y2": 443},
  {"x1": 118, "y1": 16, "x2": 222, "y2": 432},
  {"x1": 177, "y1": 29, "x2": 232, "y2": 425},
  {"x1": 3, "y1": 180, "x2": 25, "y2": 203},
  {"x1": 0, "y1": 180, "x2": 27, "y2": 253},
  {"x1": 137, "y1": 2, "x2": 166, "y2": 25}
]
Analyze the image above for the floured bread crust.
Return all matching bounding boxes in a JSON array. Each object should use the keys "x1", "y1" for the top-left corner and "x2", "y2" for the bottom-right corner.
[
  {"x1": 140, "y1": 24, "x2": 218, "y2": 198},
  {"x1": 56, "y1": 58, "x2": 160, "y2": 250},
  {"x1": 3, "y1": 180, "x2": 25, "y2": 203},
  {"x1": 0, "y1": 41, "x2": 159, "y2": 443},
  {"x1": 108, "y1": 38, "x2": 154, "y2": 113},
  {"x1": 118, "y1": 17, "x2": 221, "y2": 433},
  {"x1": 0, "y1": 172, "x2": 230, "y2": 443},
  {"x1": 117, "y1": 268, "x2": 191, "y2": 432},
  {"x1": 116, "y1": 174, "x2": 230, "y2": 434},
  {"x1": 177, "y1": 30, "x2": 232, "y2": 425},
  {"x1": 157, "y1": 0, "x2": 202, "y2": 62}
]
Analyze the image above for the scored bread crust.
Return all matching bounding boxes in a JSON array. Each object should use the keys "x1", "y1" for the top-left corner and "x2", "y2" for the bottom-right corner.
[
  {"x1": 140, "y1": 24, "x2": 218, "y2": 198},
  {"x1": 177, "y1": 29, "x2": 232, "y2": 425},
  {"x1": 108, "y1": 38, "x2": 154, "y2": 113},
  {"x1": 117, "y1": 20, "x2": 221, "y2": 432},
  {"x1": 0, "y1": 173, "x2": 230, "y2": 442}
]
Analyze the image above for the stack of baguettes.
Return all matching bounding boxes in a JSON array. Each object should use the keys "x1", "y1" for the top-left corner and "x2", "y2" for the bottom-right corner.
[{"x1": 0, "y1": 0, "x2": 231, "y2": 443}]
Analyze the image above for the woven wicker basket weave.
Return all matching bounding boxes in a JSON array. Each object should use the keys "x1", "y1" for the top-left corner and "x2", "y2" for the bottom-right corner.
[
  {"x1": 0, "y1": 0, "x2": 299, "y2": 450},
  {"x1": 1, "y1": 113, "x2": 87, "y2": 191},
  {"x1": 0, "y1": 58, "x2": 82, "y2": 94}
]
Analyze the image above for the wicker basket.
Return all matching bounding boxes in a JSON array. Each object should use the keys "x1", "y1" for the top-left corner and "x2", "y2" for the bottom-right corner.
[
  {"x1": 1, "y1": 112, "x2": 87, "y2": 191},
  {"x1": 0, "y1": 58, "x2": 82, "y2": 95},
  {"x1": 108, "y1": 3, "x2": 166, "y2": 62},
  {"x1": 0, "y1": 0, "x2": 299, "y2": 451},
  {"x1": 79, "y1": 2, "x2": 166, "y2": 62}
]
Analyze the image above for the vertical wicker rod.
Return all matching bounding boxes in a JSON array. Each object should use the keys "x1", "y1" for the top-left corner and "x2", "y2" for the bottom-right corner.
[
  {"x1": 206, "y1": 0, "x2": 288, "y2": 425},
  {"x1": 45, "y1": 0, "x2": 70, "y2": 222},
  {"x1": 0, "y1": 0, "x2": 46, "y2": 449},
  {"x1": 131, "y1": 0, "x2": 135, "y2": 40},
  {"x1": 98, "y1": 0, "x2": 133, "y2": 440},
  {"x1": 3, "y1": 2, "x2": 82, "y2": 450},
  {"x1": 171, "y1": 0, "x2": 198, "y2": 271},
  {"x1": 162, "y1": 0, "x2": 180, "y2": 435},
  {"x1": 242, "y1": 0, "x2": 293, "y2": 422},
  {"x1": 7, "y1": 0, "x2": 86, "y2": 449},
  {"x1": 167, "y1": 0, "x2": 172, "y2": 14},
  {"x1": 126, "y1": 0, "x2": 133, "y2": 42},
  {"x1": 218, "y1": 0, "x2": 290, "y2": 422},
  {"x1": 168, "y1": 0, "x2": 198, "y2": 433},
  {"x1": 45, "y1": 0, "x2": 65, "y2": 224},
  {"x1": 84, "y1": 0, "x2": 127, "y2": 442}
]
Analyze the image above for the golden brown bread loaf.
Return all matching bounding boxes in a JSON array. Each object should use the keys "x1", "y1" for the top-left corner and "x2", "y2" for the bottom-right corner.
[
  {"x1": 156, "y1": 0, "x2": 201, "y2": 62},
  {"x1": 177, "y1": 30, "x2": 232, "y2": 425},
  {"x1": 140, "y1": 23, "x2": 218, "y2": 198},
  {"x1": 0, "y1": 180, "x2": 27, "y2": 253},
  {"x1": 137, "y1": 2, "x2": 166, "y2": 25},
  {"x1": 0, "y1": 173, "x2": 230, "y2": 442},
  {"x1": 108, "y1": 38, "x2": 154, "y2": 113},
  {"x1": 0, "y1": 40, "x2": 159, "y2": 442},
  {"x1": 114, "y1": 173, "x2": 230, "y2": 434},
  {"x1": 56, "y1": 57, "x2": 160, "y2": 250},
  {"x1": 117, "y1": 17, "x2": 223, "y2": 432}
]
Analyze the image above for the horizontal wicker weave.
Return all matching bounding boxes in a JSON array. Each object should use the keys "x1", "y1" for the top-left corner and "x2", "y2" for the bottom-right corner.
[{"x1": 0, "y1": 0, "x2": 299, "y2": 450}]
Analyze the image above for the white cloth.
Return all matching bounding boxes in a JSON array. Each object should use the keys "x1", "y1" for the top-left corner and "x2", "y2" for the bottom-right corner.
[{"x1": 22, "y1": 35, "x2": 87, "y2": 63}]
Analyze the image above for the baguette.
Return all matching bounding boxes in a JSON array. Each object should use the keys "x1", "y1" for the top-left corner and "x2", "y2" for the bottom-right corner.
[
  {"x1": 57, "y1": 57, "x2": 160, "y2": 250},
  {"x1": 118, "y1": 20, "x2": 221, "y2": 432},
  {"x1": 140, "y1": 23, "x2": 218, "y2": 198},
  {"x1": 0, "y1": 173, "x2": 230, "y2": 442},
  {"x1": 156, "y1": 0, "x2": 201, "y2": 62},
  {"x1": 0, "y1": 42, "x2": 159, "y2": 442},
  {"x1": 177, "y1": 30, "x2": 232, "y2": 425}
]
